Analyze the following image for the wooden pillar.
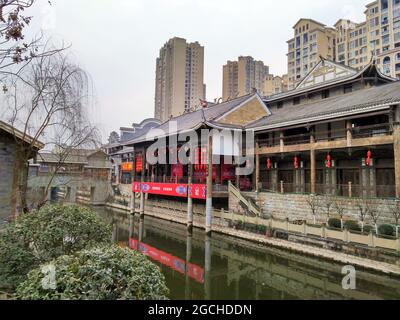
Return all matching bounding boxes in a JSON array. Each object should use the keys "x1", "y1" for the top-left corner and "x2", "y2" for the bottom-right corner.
[
  {"x1": 310, "y1": 128, "x2": 316, "y2": 195},
  {"x1": 394, "y1": 105, "x2": 400, "y2": 198},
  {"x1": 255, "y1": 141, "x2": 260, "y2": 192},
  {"x1": 140, "y1": 149, "x2": 146, "y2": 216},
  {"x1": 130, "y1": 152, "x2": 136, "y2": 215},
  {"x1": 346, "y1": 120, "x2": 353, "y2": 147},
  {"x1": 187, "y1": 159, "x2": 193, "y2": 231},
  {"x1": 279, "y1": 131, "x2": 284, "y2": 152},
  {"x1": 236, "y1": 168, "x2": 240, "y2": 189},
  {"x1": 205, "y1": 135, "x2": 213, "y2": 235}
]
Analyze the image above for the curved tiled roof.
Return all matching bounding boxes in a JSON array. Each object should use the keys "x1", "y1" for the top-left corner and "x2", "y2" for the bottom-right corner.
[
  {"x1": 123, "y1": 94, "x2": 254, "y2": 145},
  {"x1": 248, "y1": 81, "x2": 400, "y2": 130}
]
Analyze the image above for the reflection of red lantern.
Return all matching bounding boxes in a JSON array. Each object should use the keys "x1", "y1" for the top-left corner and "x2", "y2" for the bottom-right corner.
[
  {"x1": 294, "y1": 156, "x2": 299, "y2": 169},
  {"x1": 326, "y1": 154, "x2": 331, "y2": 168},
  {"x1": 366, "y1": 150, "x2": 372, "y2": 166},
  {"x1": 267, "y1": 158, "x2": 271, "y2": 170}
]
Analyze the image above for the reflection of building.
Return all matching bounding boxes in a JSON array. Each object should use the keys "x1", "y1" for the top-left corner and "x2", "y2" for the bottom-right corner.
[
  {"x1": 129, "y1": 238, "x2": 204, "y2": 284},
  {"x1": 287, "y1": 1, "x2": 400, "y2": 89},
  {"x1": 222, "y1": 56, "x2": 270, "y2": 101},
  {"x1": 103, "y1": 118, "x2": 161, "y2": 184},
  {"x1": 155, "y1": 37, "x2": 206, "y2": 121},
  {"x1": 112, "y1": 214, "x2": 400, "y2": 300},
  {"x1": 0, "y1": 120, "x2": 44, "y2": 221}
]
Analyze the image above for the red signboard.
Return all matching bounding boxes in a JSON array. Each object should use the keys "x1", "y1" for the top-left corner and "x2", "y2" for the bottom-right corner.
[
  {"x1": 132, "y1": 182, "x2": 141, "y2": 193},
  {"x1": 141, "y1": 182, "x2": 188, "y2": 197},
  {"x1": 129, "y1": 238, "x2": 204, "y2": 283},
  {"x1": 189, "y1": 184, "x2": 207, "y2": 199},
  {"x1": 135, "y1": 155, "x2": 142, "y2": 172}
]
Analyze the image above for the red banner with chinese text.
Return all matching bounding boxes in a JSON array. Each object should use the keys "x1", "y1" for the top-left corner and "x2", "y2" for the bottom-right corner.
[
  {"x1": 141, "y1": 182, "x2": 188, "y2": 197},
  {"x1": 132, "y1": 182, "x2": 141, "y2": 193},
  {"x1": 188, "y1": 184, "x2": 207, "y2": 199}
]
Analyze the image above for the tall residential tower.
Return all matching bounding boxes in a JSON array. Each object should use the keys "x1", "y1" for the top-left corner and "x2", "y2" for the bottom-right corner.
[
  {"x1": 154, "y1": 37, "x2": 205, "y2": 121},
  {"x1": 222, "y1": 56, "x2": 270, "y2": 101},
  {"x1": 287, "y1": 1, "x2": 400, "y2": 89}
]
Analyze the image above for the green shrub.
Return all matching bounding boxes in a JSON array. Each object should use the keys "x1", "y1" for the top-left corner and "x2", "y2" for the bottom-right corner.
[
  {"x1": 14, "y1": 246, "x2": 169, "y2": 300},
  {"x1": 328, "y1": 218, "x2": 342, "y2": 229},
  {"x1": 378, "y1": 224, "x2": 395, "y2": 236},
  {"x1": 344, "y1": 220, "x2": 361, "y2": 232},
  {"x1": 0, "y1": 204, "x2": 111, "y2": 291},
  {"x1": 363, "y1": 225, "x2": 373, "y2": 234}
]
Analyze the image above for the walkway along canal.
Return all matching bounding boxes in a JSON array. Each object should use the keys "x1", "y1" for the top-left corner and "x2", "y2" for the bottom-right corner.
[{"x1": 96, "y1": 207, "x2": 400, "y2": 300}]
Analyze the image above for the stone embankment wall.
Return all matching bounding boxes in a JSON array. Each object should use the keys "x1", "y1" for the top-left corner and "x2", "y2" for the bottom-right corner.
[{"x1": 232, "y1": 191, "x2": 398, "y2": 225}]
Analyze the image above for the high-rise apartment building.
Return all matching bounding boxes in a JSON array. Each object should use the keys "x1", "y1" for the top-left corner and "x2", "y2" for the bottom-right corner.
[
  {"x1": 287, "y1": 1, "x2": 400, "y2": 89},
  {"x1": 222, "y1": 56, "x2": 270, "y2": 101},
  {"x1": 364, "y1": 0, "x2": 400, "y2": 78},
  {"x1": 154, "y1": 37, "x2": 205, "y2": 121},
  {"x1": 287, "y1": 19, "x2": 337, "y2": 89},
  {"x1": 263, "y1": 74, "x2": 289, "y2": 97}
]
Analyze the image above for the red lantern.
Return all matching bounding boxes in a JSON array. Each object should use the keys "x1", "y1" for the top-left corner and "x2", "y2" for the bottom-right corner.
[
  {"x1": 267, "y1": 158, "x2": 271, "y2": 170},
  {"x1": 366, "y1": 150, "x2": 372, "y2": 166},
  {"x1": 294, "y1": 156, "x2": 299, "y2": 169},
  {"x1": 326, "y1": 154, "x2": 331, "y2": 168}
]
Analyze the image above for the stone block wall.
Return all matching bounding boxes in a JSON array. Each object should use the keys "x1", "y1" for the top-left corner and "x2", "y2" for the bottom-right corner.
[
  {"x1": 0, "y1": 134, "x2": 18, "y2": 221},
  {"x1": 232, "y1": 191, "x2": 398, "y2": 226}
]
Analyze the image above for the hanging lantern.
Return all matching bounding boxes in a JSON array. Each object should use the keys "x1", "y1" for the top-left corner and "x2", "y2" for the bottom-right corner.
[
  {"x1": 326, "y1": 154, "x2": 331, "y2": 168},
  {"x1": 366, "y1": 150, "x2": 372, "y2": 166},
  {"x1": 267, "y1": 158, "x2": 271, "y2": 170},
  {"x1": 294, "y1": 156, "x2": 299, "y2": 169}
]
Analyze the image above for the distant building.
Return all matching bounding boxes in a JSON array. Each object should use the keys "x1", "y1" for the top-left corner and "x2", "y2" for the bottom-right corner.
[
  {"x1": 287, "y1": 19, "x2": 337, "y2": 90},
  {"x1": 263, "y1": 74, "x2": 289, "y2": 97},
  {"x1": 104, "y1": 118, "x2": 161, "y2": 184},
  {"x1": 287, "y1": 1, "x2": 400, "y2": 89},
  {"x1": 222, "y1": 56, "x2": 270, "y2": 101},
  {"x1": 0, "y1": 120, "x2": 44, "y2": 221},
  {"x1": 154, "y1": 37, "x2": 205, "y2": 121}
]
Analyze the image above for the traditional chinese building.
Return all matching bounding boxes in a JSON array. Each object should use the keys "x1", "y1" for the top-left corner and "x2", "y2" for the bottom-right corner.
[{"x1": 121, "y1": 58, "x2": 400, "y2": 232}]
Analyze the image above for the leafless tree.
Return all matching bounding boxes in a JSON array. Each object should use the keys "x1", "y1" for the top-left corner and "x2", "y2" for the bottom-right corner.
[
  {"x1": 0, "y1": 1, "x2": 64, "y2": 84},
  {"x1": 355, "y1": 198, "x2": 369, "y2": 233},
  {"x1": 333, "y1": 197, "x2": 346, "y2": 229},
  {"x1": 3, "y1": 47, "x2": 98, "y2": 215},
  {"x1": 306, "y1": 194, "x2": 320, "y2": 225},
  {"x1": 368, "y1": 200, "x2": 380, "y2": 234},
  {"x1": 322, "y1": 195, "x2": 334, "y2": 224}
]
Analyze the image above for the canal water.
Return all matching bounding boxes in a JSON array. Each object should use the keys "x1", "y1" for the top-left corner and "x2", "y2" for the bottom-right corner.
[{"x1": 96, "y1": 207, "x2": 400, "y2": 300}]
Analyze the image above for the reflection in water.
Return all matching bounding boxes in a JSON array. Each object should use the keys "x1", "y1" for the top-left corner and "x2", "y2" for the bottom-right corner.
[{"x1": 102, "y1": 208, "x2": 400, "y2": 300}]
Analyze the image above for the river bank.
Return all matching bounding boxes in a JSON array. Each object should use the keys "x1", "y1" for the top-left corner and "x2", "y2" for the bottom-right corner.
[
  {"x1": 96, "y1": 206, "x2": 400, "y2": 300},
  {"x1": 102, "y1": 200, "x2": 400, "y2": 277}
]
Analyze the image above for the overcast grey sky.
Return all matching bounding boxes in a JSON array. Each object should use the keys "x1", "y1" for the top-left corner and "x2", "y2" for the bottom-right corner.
[{"x1": 30, "y1": 0, "x2": 370, "y2": 140}]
